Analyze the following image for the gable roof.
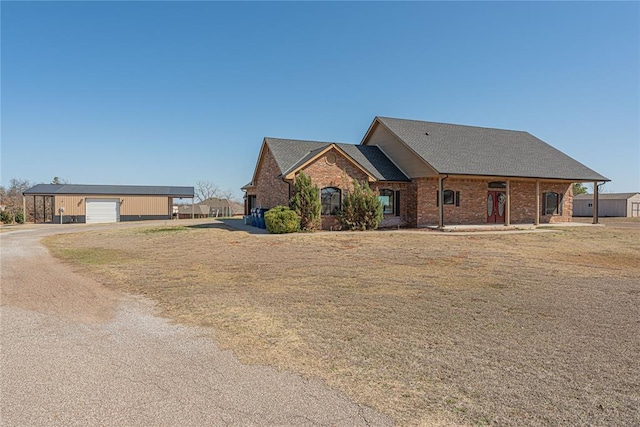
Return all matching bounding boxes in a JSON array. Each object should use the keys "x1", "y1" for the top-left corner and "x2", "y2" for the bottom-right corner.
[
  {"x1": 364, "y1": 117, "x2": 609, "y2": 181},
  {"x1": 23, "y1": 184, "x2": 194, "y2": 197},
  {"x1": 261, "y1": 137, "x2": 409, "y2": 182},
  {"x1": 574, "y1": 192, "x2": 639, "y2": 200},
  {"x1": 198, "y1": 197, "x2": 244, "y2": 212}
]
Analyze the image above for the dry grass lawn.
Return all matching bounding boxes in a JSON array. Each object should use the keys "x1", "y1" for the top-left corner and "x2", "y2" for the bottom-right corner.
[{"x1": 44, "y1": 221, "x2": 640, "y2": 426}]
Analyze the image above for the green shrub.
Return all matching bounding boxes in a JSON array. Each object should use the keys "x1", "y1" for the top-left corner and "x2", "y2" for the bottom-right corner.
[
  {"x1": 289, "y1": 171, "x2": 321, "y2": 231},
  {"x1": 264, "y1": 206, "x2": 300, "y2": 234},
  {"x1": 337, "y1": 180, "x2": 383, "y2": 231},
  {"x1": 15, "y1": 208, "x2": 24, "y2": 224},
  {"x1": 0, "y1": 210, "x2": 12, "y2": 224}
]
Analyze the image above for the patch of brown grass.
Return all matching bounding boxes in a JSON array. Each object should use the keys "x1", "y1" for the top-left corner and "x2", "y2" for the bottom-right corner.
[{"x1": 45, "y1": 223, "x2": 640, "y2": 426}]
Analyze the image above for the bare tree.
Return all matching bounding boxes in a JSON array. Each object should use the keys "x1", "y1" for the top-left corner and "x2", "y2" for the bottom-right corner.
[
  {"x1": 219, "y1": 189, "x2": 234, "y2": 201},
  {"x1": 1, "y1": 178, "x2": 31, "y2": 223},
  {"x1": 194, "y1": 180, "x2": 220, "y2": 202}
]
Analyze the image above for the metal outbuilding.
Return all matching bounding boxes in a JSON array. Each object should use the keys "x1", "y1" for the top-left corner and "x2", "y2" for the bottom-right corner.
[
  {"x1": 573, "y1": 193, "x2": 640, "y2": 217},
  {"x1": 23, "y1": 184, "x2": 195, "y2": 224}
]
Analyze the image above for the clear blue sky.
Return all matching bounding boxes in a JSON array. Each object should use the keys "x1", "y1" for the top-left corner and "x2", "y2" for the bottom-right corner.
[{"x1": 2, "y1": 1, "x2": 638, "y2": 199}]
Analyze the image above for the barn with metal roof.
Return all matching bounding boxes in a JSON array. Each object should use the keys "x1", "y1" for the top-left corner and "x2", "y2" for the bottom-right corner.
[{"x1": 23, "y1": 184, "x2": 194, "y2": 224}]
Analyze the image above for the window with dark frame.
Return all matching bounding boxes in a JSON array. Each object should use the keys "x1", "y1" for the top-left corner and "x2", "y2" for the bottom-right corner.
[
  {"x1": 543, "y1": 192, "x2": 563, "y2": 215},
  {"x1": 321, "y1": 187, "x2": 341, "y2": 215},
  {"x1": 378, "y1": 189, "x2": 394, "y2": 215},
  {"x1": 443, "y1": 190, "x2": 455, "y2": 205},
  {"x1": 436, "y1": 190, "x2": 459, "y2": 206},
  {"x1": 247, "y1": 195, "x2": 257, "y2": 213}
]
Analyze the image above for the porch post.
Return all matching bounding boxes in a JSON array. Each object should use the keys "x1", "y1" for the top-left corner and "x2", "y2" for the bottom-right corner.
[
  {"x1": 534, "y1": 181, "x2": 540, "y2": 225},
  {"x1": 33, "y1": 196, "x2": 36, "y2": 223},
  {"x1": 505, "y1": 180, "x2": 511, "y2": 226},
  {"x1": 22, "y1": 195, "x2": 26, "y2": 223},
  {"x1": 593, "y1": 181, "x2": 599, "y2": 224},
  {"x1": 438, "y1": 176, "x2": 444, "y2": 228},
  {"x1": 191, "y1": 197, "x2": 195, "y2": 219}
]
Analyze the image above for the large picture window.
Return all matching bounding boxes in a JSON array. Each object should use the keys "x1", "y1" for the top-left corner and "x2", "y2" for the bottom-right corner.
[
  {"x1": 378, "y1": 189, "x2": 394, "y2": 215},
  {"x1": 321, "y1": 187, "x2": 341, "y2": 215}
]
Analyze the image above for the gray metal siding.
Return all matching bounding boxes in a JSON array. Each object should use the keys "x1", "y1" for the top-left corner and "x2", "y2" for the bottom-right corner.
[{"x1": 574, "y1": 198, "x2": 629, "y2": 217}]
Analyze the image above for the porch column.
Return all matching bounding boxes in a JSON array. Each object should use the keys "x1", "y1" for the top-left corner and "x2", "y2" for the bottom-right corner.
[
  {"x1": 438, "y1": 176, "x2": 444, "y2": 228},
  {"x1": 534, "y1": 181, "x2": 540, "y2": 225},
  {"x1": 593, "y1": 181, "x2": 599, "y2": 224},
  {"x1": 505, "y1": 180, "x2": 511, "y2": 226},
  {"x1": 33, "y1": 196, "x2": 36, "y2": 223},
  {"x1": 22, "y1": 195, "x2": 26, "y2": 223},
  {"x1": 191, "y1": 198, "x2": 195, "y2": 219}
]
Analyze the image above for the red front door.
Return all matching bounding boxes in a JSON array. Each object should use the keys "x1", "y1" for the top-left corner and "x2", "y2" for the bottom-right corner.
[{"x1": 487, "y1": 191, "x2": 506, "y2": 223}]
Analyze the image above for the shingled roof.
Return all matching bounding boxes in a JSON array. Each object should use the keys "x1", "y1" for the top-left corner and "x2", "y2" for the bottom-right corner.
[
  {"x1": 263, "y1": 137, "x2": 409, "y2": 181},
  {"x1": 23, "y1": 184, "x2": 194, "y2": 197},
  {"x1": 574, "y1": 192, "x2": 639, "y2": 200},
  {"x1": 367, "y1": 117, "x2": 609, "y2": 181}
]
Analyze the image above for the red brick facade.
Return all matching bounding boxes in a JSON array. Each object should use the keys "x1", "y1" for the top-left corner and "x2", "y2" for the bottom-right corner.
[
  {"x1": 249, "y1": 145, "x2": 574, "y2": 229},
  {"x1": 411, "y1": 178, "x2": 573, "y2": 226},
  {"x1": 251, "y1": 145, "x2": 290, "y2": 209}
]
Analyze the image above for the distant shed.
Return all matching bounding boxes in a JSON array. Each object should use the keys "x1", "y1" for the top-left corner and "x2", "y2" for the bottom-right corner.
[
  {"x1": 23, "y1": 184, "x2": 194, "y2": 224},
  {"x1": 573, "y1": 193, "x2": 640, "y2": 217}
]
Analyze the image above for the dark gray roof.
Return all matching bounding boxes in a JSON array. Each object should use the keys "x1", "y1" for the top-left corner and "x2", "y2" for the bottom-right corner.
[
  {"x1": 371, "y1": 117, "x2": 609, "y2": 181},
  {"x1": 23, "y1": 184, "x2": 194, "y2": 197},
  {"x1": 264, "y1": 137, "x2": 409, "y2": 181},
  {"x1": 574, "y1": 192, "x2": 639, "y2": 200}
]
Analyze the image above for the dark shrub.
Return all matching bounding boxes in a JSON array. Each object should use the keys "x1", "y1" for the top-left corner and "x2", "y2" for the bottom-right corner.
[
  {"x1": 289, "y1": 172, "x2": 321, "y2": 231},
  {"x1": 337, "y1": 180, "x2": 383, "y2": 231}
]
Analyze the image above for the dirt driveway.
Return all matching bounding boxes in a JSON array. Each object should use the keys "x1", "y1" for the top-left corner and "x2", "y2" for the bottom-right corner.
[{"x1": 0, "y1": 222, "x2": 391, "y2": 426}]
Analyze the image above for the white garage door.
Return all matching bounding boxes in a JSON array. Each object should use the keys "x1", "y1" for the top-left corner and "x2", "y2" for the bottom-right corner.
[{"x1": 86, "y1": 198, "x2": 120, "y2": 224}]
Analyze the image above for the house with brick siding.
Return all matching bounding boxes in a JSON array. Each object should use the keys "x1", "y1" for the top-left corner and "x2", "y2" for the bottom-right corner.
[{"x1": 243, "y1": 116, "x2": 608, "y2": 229}]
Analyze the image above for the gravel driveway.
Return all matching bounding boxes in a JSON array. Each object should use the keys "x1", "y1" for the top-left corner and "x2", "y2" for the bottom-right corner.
[{"x1": 1, "y1": 223, "x2": 392, "y2": 426}]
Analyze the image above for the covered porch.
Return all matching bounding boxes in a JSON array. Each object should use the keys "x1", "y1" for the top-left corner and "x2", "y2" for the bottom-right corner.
[{"x1": 424, "y1": 176, "x2": 606, "y2": 228}]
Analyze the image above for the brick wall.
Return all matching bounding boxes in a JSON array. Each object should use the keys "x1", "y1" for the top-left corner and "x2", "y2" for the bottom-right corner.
[
  {"x1": 254, "y1": 146, "x2": 290, "y2": 209},
  {"x1": 301, "y1": 148, "x2": 370, "y2": 230},
  {"x1": 301, "y1": 149, "x2": 369, "y2": 190},
  {"x1": 540, "y1": 181, "x2": 573, "y2": 223},
  {"x1": 253, "y1": 143, "x2": 574, "y2": 227},
  {"x1": 371, "y1": 182, "x2": 410, "y2": 228},
  {"x1": 412, "y1": 178, "x2": 573, "y2": 226}
]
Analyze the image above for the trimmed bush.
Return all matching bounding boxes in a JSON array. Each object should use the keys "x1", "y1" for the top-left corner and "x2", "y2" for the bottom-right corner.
[
  {"x1": 337, "y1": 180, "x2": 383, "y2": 231},
  {"x1": 264, "y1": 206, "x2": 300, "y2": 234}
]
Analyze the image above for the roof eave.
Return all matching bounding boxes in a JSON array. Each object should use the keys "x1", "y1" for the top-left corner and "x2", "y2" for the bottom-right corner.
[
  {"x1": 363, "y1": 117, "x2": 441, "y2": 176},
  {"x1": 283, "y1": 143, "x2": 377, "y2": 182}
]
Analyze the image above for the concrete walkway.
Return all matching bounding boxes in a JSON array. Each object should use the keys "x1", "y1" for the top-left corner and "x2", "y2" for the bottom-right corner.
[
  {"x1": 217, "y1": 217, "x2": 600, "y2": 236},
  {"x1": 218, "y1": 218, "x2": 270, "y2": 234},
  {"x1": 0, "y1": 224, "x2": 391, "y2": 426}
]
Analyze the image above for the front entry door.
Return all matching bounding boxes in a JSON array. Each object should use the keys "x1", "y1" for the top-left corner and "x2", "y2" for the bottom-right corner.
[{"x1": 487, "y1": 191, "x2": 506, "y2": 223}]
